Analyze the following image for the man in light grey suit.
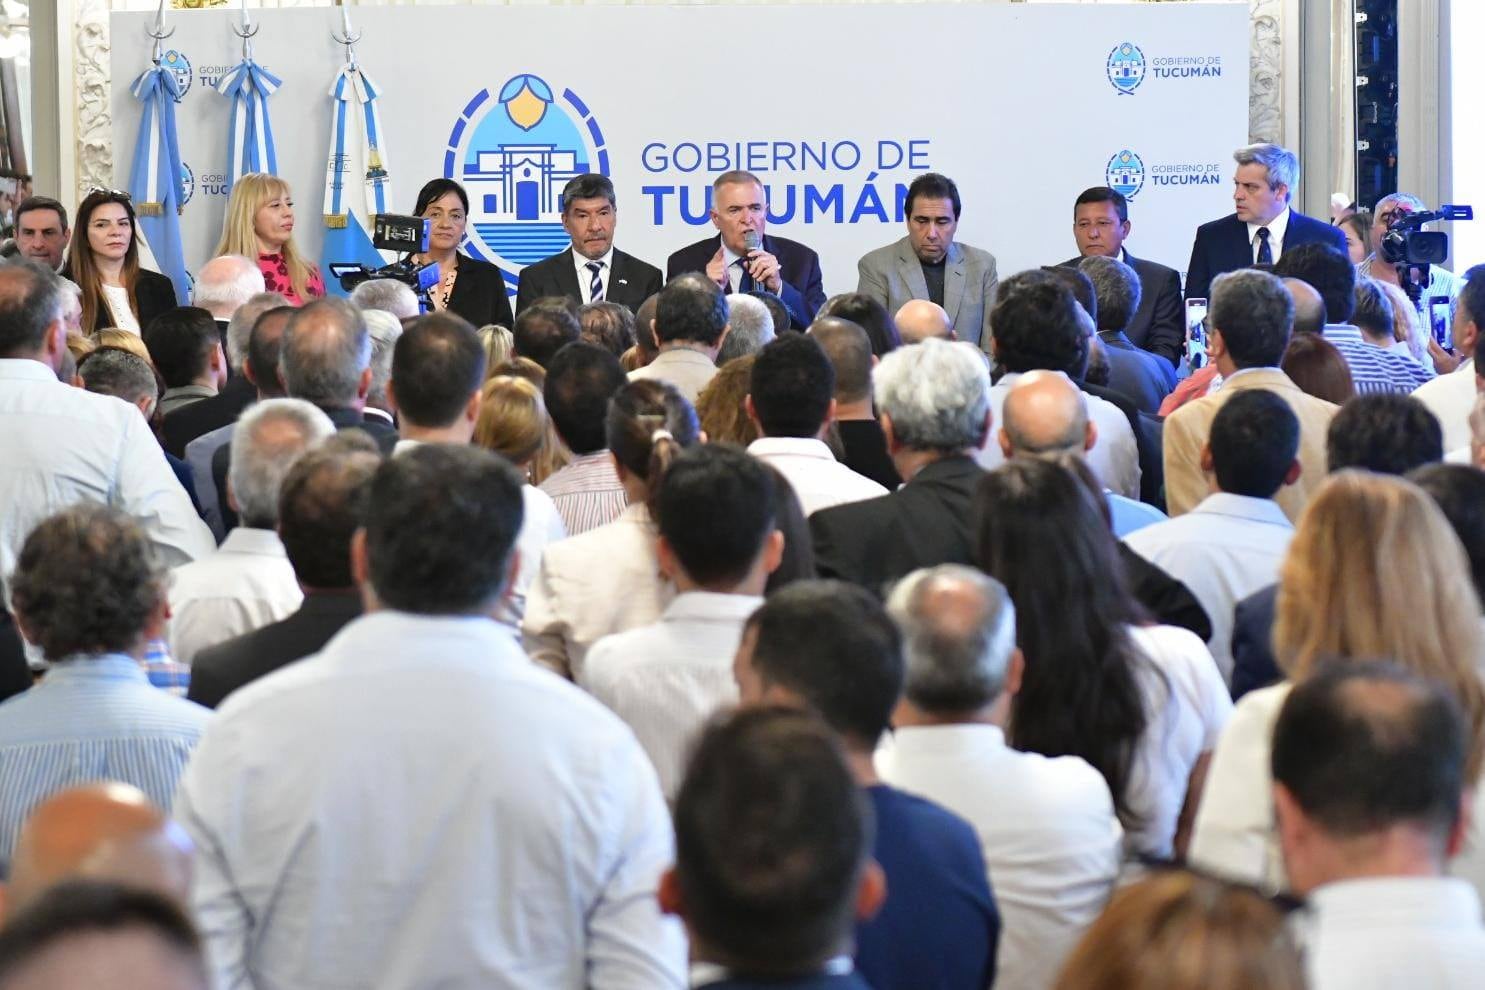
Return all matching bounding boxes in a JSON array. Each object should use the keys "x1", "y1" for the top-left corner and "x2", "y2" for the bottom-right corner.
[{"x1": 856, "y1": 173, "x2": 999, "y2": 351}]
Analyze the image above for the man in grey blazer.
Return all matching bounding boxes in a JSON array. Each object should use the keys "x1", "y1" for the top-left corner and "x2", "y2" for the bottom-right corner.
[{"x1": 856, "y1": 173, "x2": 999, "y2": 351}]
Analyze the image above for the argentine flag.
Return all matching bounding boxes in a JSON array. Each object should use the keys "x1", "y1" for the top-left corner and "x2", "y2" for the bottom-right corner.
[
  {"x1": 320, "y1": 64, "x2": 394, "y2": 295},
  {"x1": 127, "y1": 64, "x2": 189, "y2": 305}
]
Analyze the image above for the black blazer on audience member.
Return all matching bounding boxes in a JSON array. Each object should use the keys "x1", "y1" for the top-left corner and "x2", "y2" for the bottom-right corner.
[
  {"x1": 1229, "y1": 583, "x2": 1281, "y2": 702},
  {"x1": 187, "y1": 592, "x2": 363, "y2": 709},
  {"x1": 161, "y1": 375, "x2": 255, "y2": 458},
  {"x1": 1183, "y1": 210, "x2": 1348, "y2": 303},
  {"x1": 444, "y1": 253, "x2": 515, "y2": 331},
  {"x1": 514, "y1": 247, "x2": 663, "y2": 316},
  {"x1": 79, "y1": 268, "x2": 179, "y2": 334}
]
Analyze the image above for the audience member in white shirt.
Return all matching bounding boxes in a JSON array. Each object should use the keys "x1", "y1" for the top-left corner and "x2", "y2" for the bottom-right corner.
[
  {"x1": 978, "y1": 271, "x2": 1140, "y2": 498},
  {"x1": 168, "y1": 399, "x2": 334, "y2": 664},
  {"x1": 523, "y1": 379, "x2": 700, "y2": 679},
  {"x1": 744, "y1": 333, "x2": 887, "y2": 515},
  {"x1": 975, "y1": 458, "x2": 1230, "y2": 860},
  {"x1": 175, "y1": 445, "x2": 685, "y2": 990},
  {"x1": 585, "y1": 445, "x2": 783, "y2": 800},
  {"x1": 1125, "y1": 389, "x2": 1300, "y2": 684},
  {"x1": 1273, "y1": 663, "x2": 1485, "y2": 990},
  {"x1": 878, "y1": 565, "x2": 1122, "y2": 990},
  {"x1": 1412, "y1": 274, "x2": 1482, "y2": 452},
  {"x1": 1191, "y1": 471, "x2": 1485, "y2": 896}
]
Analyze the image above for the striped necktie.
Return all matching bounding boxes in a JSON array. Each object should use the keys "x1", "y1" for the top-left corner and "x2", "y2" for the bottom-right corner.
[
  {"x1": 586, "y1": 260, "x2": 605, "y2": 303},
  {"x1": 1256, "y1": 227, "x2": 1273, "y2": 266}
]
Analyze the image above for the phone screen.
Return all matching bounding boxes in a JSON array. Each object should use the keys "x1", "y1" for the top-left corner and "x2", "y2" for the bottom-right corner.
[
  {"x1": 1185, "y1": 299, "x2": 1208, "y2": 369},
  {"x1": 1429, "y1": 298, "x2": 1452, "y2": 348}
]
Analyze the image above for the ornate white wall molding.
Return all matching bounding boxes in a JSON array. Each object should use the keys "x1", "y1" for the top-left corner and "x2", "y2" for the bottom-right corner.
[
  {"x1": 73, "y1": 0, "x2": 112, "y2": 204},
  {"x1": 1249, "y1": 0, "x2": 1284, "y2": 143}
]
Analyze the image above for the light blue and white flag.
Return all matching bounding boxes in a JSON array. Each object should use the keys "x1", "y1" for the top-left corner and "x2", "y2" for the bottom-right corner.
[
  {"x1": 127, "y1": 63, "x2": 188, "y2": 305},
  {"x1": 320, "y1": 63, "x2": 395, "y2": 296},
  {"x1": 216, "y1": 59, "x2": 281, "y2": 191}
]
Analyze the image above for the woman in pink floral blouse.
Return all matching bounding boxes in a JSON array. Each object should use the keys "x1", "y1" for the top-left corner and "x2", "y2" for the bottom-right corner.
[{"x1": 214, "y1": 173, "x2": 324, "y2": 306}]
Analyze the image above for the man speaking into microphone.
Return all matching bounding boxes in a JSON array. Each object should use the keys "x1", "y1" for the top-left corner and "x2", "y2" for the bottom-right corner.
[{"x1": 667, "y1": 170, "x2": 826, "y2": 329}]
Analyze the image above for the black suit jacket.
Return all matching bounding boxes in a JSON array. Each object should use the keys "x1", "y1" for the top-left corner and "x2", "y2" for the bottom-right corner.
[
  {"x1": 79, "y1": 268, "x2": 179, "y2": 333},
  {"x1": 1184, "y1": 210, "x2": 1348, "y2": 302},
  {"x1": 667, "y1": 233, "x2": 825, "y2": 330},
  {"x1": 161, "y1": 375, "x2": 255, "y2": 458},
  {"x1": 1230, "y1": 583, "x2": 1280, "y2": 701},
  {"x1": 1062, "y1": 252, "x2": 1185, "y2": 366},
  {"x1": 515, "y1": 247, "x2": 663, "y2": 316},
  {"x1": 445, "y1": 253, "x2": 515, "y2": 331},
  {"x1": 812, "y1": 455, "x2": 981, "y2": 596},
  {"x1": 187, "y1": 592, "x2": 362, "y2": 709}
]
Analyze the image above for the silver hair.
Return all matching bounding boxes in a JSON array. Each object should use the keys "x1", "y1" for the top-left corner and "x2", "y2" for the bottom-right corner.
[
  {"x1": 191, "y1": 254, "x2": 266, "y2": 318},
  {"x1": 78, "y1": 347, "x2": 158, "y2": 407},
  {"x1": 1233, "y1": 143, "x2": 1299, "y2": 199},
  {"x1": 280, "y1": 298, "x2": 372, "y2": 407},
  {"x1": 872, "y1": 337, "x2": 991, "y2": 452},
  {"x1": 886, "y1": 564, "x2": 1017, "y2": 713},
  {"x1": 224, "y1": 291, "x2": 291, "y2": 373},
  {"x1": 716, "y1": 293, "x2": 776, "y2": 364},
  {"x1": 363, "y1": 308, "x2": 404, "y2": 409},
  {"x1": 351, "y1": 278, "x2": 420, "y2": 319},
  {"x1": 1374, "y1": 191, "x2": 1426, "y2": 216},
  {"x1": 1077, "y1": 255, "x2": 1142, "y2": 334},
  {"x1": 228, "y1": 398, "x2": 336, "y2": 528}
]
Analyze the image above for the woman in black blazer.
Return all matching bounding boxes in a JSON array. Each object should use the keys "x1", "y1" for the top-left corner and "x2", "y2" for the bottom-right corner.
[
  {"x1": 411, "y1": 178, "x2": 515, "y2": 331},
  {"x1": 64, "y1": 188, "x2": 179, "y2": 334}
]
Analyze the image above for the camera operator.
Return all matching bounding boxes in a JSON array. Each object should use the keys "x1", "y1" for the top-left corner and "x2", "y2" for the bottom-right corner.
[
  {"x1": 1357, "y1": 194, "x2": 1468, "y2": 360},
  {"x1": 408, "y1": 179, "x2": 515, "y2": 332}
]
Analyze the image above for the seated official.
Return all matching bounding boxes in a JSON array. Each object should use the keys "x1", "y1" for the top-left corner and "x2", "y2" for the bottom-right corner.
[
  {"x1": 1063, "y1": 186, "x2": 1184, "y2": 366},
  {"x1": 409, "y1": 178, "x2": 514, "y2": 330},
  {"x1": 175, "y1": 445, "x2": 685, "y2": 989},
  {"x1": 1076, "y1": 256, "x2": 1175, "y2": 413},
  {"x1": 0, "y1": 505, "x2": 210, "y2": 872},
  {"x1": 1184, "y1": 143, "x2": 1347, "y2": 302},
  {"x1": 664, "y1": 707, "x2": 883, "y2": 990},
  {"x1": 630, "y1": 273, "x2": 730, "y2": 404},
  {"x1": 667, "y1": 170, "x2": 824, "y2": 330},
  {"x1": 737, "y1": 581, "x2": 1001, "y2": 990},
  {"x1": 856, "y1": 172, "x2": 998, "y2": 350},
  {"x1": 517, "y1": 173, "x2": 663, "y2": 315}
]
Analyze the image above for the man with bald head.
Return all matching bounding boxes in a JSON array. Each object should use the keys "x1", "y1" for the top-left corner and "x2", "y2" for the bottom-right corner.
[
  {"x1": 190, "y1": 255, "x2": 265, "y2": 347},
  {"x1": 4, "y1": 785, "x2": 192, "y2": 919},
  {"x1": 1282, "y1": 277, "x2": 1326, "y2": 336},
  {"x1": 895, "y1": 300, "x2": 954, "y2": 344},
  {"x1": 809, "y1": 316, "x2": 900, "y2": 489}
]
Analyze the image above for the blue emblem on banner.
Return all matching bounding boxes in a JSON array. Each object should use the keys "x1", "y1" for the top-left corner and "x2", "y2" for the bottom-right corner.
[
  {"x1": 179, "y1": 162, "x2": 194, "y2": 206},
  {"x1": 1106, "y1": 150, "x2": 1145, "y2": 199},
  {"x1": 442, "y1": 73, "x2": 609, "y2": 280},
  {"x1": 161, "y1": 50, "x2": 192, "y2": 101},
  {"x1": 1107, "y1": 43, "x2": 1145, "y2": 95}
]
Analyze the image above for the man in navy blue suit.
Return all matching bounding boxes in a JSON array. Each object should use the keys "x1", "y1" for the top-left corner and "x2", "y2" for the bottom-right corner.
[
  {"x1": 667, "y1": 170, "x2": 826, "y2": 330},
  {"x1": 662, "y1": 706, "x2": 883, "y2": 990},
  {"x1": 1184, "y1": 143, "x2": 1348, "y2": 302}
]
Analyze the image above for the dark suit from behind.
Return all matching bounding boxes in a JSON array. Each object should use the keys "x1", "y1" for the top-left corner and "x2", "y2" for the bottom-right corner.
[
  {"x1": 515, "y1": 247, "x2": 662, "y2": 316},
  {"x1": 1184, "y1": 210, "x2": 1348, "y2": 302},
  {"x1": 1063, "y1": 252, "x2": 1185, "y2": 366},
  {"x1": 667, "y1": 233, "x2": 825, "y2": 330},
  {"x1": 1229, "y1": 583, "x2": 1280, "y2": 701},
  {"x1": 162, "y1": 375, "x2": 255, "y2": 458},
  {"x1": 812, "y1": 455, "x2": 981, "y2": 596},
  {"x1": 187, "y1": 592, "x2": 363, "y2": 708},
  {"x1": 1099, "y1": 330, "x2": 1176, "y2": 415},
  {"x1": 444, "y1": 253, "x2": 515, "y2": 330}
]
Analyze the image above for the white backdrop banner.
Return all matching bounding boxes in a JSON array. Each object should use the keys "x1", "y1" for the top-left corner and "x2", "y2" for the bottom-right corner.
[{"x1": 110, "y1": 2, "x2": 1249, "y2": 302}]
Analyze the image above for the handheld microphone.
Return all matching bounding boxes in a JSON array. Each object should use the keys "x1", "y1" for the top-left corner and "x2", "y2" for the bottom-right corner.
[{"x1": 743, "y1": 229, "x2": 762, "y2": 257}]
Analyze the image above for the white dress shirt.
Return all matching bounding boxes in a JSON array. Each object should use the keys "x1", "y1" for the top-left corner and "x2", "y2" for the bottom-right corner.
[
  {"x1": 0, "y1": 359, "x2": 213, "y2": 607},
  {"x1": 979, "y1": 372, "x2": 1141, "y2": 498},
  {"x1": 1247, "y1": 206, "x2": 1291, "y2": 264},
  {"x1": 746, "y1": 436, "x2": 888, "y2": 517},
  {"x1": 167, "y1": 527, "x2": 302, "y2": 666},
  {"x1": 522, "y1": 502, "x2": 674, "y2": 680},
  {"x1": 174, "y1": 611, "x2": 685, "y2": 990},
  {"x1": 1124, "y1": 624, "x2": 1233, "y2": 858},
  {"x1": 1124, "y1": 493, "x2": 1294, "y2": 684},
  {"x1": 1414, "y1": 359, "x2": 1477, "y2": 454},
  {"x1": 499, "y1": 486, "x2": 568, "y2": 629},
  {"x1": 583, "y1": 591, "x2": 761, "y2": 801},
  {"x1": 876, "y1": 723, "x2": 1122, "y2": 990},
  {"x1": 572, "y1": 247, "x2": 615, "y2": 304},
  {"x1": 1297, "y1": 877, "x2": 1485, "y2": 990}
]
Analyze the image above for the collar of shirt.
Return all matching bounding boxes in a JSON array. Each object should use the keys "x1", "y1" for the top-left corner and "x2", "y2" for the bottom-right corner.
[
  {"x1": 572, "y1": 247, "x2": 615, "y2": 281},
  {"x1": 652, "y1": 346, "x2": 716, "y2": 367},
  {"x1": 40, "y1": 652, "x2": 150, "y2": 687},
  {"x1": 1220, "y1": 366, "x2": 1283, "y2": 388},
  {"x1": 1190, "y1": 492, "x2": 1293, "y2": 529},
  {"x1": 1322, "y1": 322, "x2": 1365, "y2": 343},
  {"x1": 163, "y1": 384, "x2": 217, "y2": 401},
  {"x1": 0, "y1": 357, "x2": 60, "y2": 382},
  {"x1": 690, "y1": 956, "x2": 853, "y2": 988},
  {"x1": 218, "y1": 526, "x2": 289, "y2": 558},
  {"x1": 1247, "y1": 206, "x2": 1291, "y2": 255},
  {"x1": 747, "y1": 436, "x2": 834, "y2": 462},
  {"x1": 1306, "y1": 875, "x2": 1482, "y2": 932},
  {"x1": 888, "y1": 722, "x2": 1007, "y2": 757},
  {"x1": 661, "y1": 591, "x2": 765, "y2": 626},
  {"x1": 392, "y1": 437, "x2": 422, "y2": 458}
]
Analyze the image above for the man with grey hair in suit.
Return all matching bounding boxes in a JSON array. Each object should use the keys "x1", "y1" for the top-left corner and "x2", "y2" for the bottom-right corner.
[{"x1": 856, "y1": 173, "x2": 998, "y2": 351}]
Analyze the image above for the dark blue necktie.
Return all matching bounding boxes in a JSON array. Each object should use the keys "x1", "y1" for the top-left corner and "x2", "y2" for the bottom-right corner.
[
  {"x1": 733, "y1": 258, "x2": 754, "y2": 294},
  {"x1": 1256, "y1": 227, "x2": 1273, "y2": 266},
  {"x1": 586, "y1": 261, "x2": 604, "y2": 302}
]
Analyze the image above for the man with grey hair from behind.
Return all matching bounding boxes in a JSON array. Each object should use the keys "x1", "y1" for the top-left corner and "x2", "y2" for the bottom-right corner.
[
  {"x1": 878, "y1": 564, "x2": 1122, "y2": 990},
  {"x1": 167, "y1": 398, "x2": 335, "y2": 667},
  {"x1": 1076, "y1": 255, "x2": 1175, "y2": 413},
  {"x1": 715, "y1": 292, "x2": 775, "y2": 365},
  {"x1": 279, "y1": 297, "x2": 398, "y2": 454},
  {"x1": 361, "y1": 309, "x2": 403, "y2": 429},
  {"x1": 191, "y1": 255, "x2": 265, "y2": 335},
  {"x1": 812, "y1": 338, "x2": 992, "y2": 594},
  {"x1": 350, "y1": 277, "x2": 420, "y2": 320}
]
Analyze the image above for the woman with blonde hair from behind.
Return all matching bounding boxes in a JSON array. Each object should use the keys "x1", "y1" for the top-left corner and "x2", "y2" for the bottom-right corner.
[
  {"x1": 214, "y1": 173, "x2": 324, "y2": 305},
  {"x1": 1052, "y1": 870, "x2": 1304, "y2": 990},
  {"x1": 1191, "y1": 470, "x2": 1485, "y2": 896},
  {"x1": 694, "y1": 353, "x2": 760, "y2": 448}
]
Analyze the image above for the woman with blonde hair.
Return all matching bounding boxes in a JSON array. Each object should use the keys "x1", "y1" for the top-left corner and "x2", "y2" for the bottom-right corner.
[
  {"x1": 87, "y1": 327, "x2": 154, "y2": 364},
  {"x1": 1191, "y1": 470, "x2": 1485, "y2": 895},
  {"x1": 694, "y1": 353, "x2": 760, "y2": 447},
  {"x1": 214, "y1": 173, "x2": 323, "y2": 305},
  {"x1": 64, "y1": 189, "x2": 178, "y2": 333},
  {"x1": 1052, "y1": 870, "x2": 1304, "y2": 990},
  {"x1": 483, "y1": 358, "x2": 569, "y2": 483}
]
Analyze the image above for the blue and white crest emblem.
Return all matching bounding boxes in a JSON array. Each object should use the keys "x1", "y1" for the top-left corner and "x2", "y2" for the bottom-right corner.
[
  {"x1": 161, "y1": 50, "x2": 192, "y2": 101},
  {"x1": 1106, "y1": 150, "x2": 1145, "y2": 199},
  {"x1": 1107, "y1": 43, "x2": 1145, "y2": 95}
]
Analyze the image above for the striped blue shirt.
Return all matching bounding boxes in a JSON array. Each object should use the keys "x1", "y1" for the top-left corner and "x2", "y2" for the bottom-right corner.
[
  {"x1": 0, "y1": 653, "x2": 209, "y2": 872},
  {"x1": 1322, "y1": 324, "x2": 1435, "y2": 394}
]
